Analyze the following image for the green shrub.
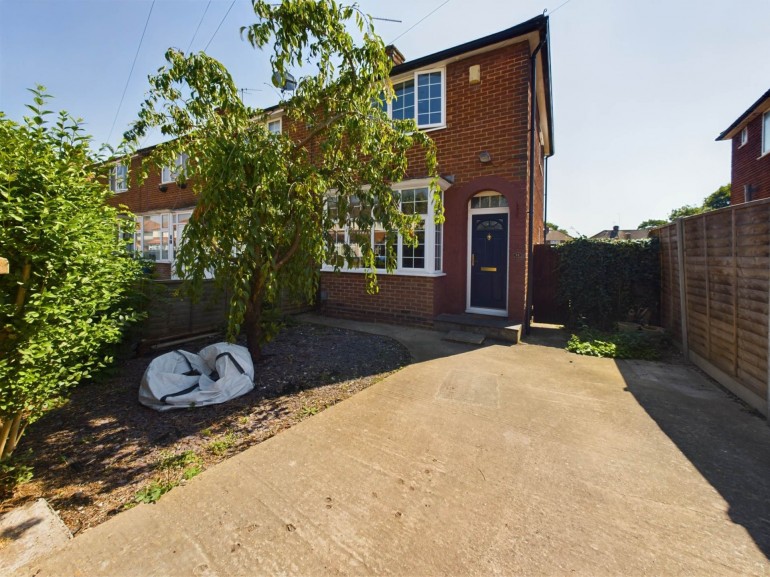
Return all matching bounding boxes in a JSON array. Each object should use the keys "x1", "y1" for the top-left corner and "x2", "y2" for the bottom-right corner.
[
  {"x1": 554, "y1": 238, "x2": 660, "y2": 330},
  {"x1": 567, "y1": 329, "x2": 667, "y2": 360},
  {"x1": 0, "y1": 88, "x2": 144, "y2": 464}
]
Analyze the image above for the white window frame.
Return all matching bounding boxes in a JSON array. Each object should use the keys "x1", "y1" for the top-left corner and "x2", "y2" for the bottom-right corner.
[
  {"x1": 322, "y1": 178, "x2": 448, "y2": 276},
  {"x1": 161, "y1": 153, "x2": 189, "y2": 184},
  {"x1": 110, "y1": 163, "x2": 128, "y2": 193},
  {"x1": 387, "y1": 68, "x2": 446, "y2": 131},
  {"x1": 133, "y1": 210, "x2": 193, "y2": 264},
  {"x1": 762, "y1": 111, "x2": 770, "y2": 157},
  {"x1": 267, "y1": 118, "x2": 282, "y2": 134},
  {"x1": 739, "y1": 126, "x2": 748, "y2": 147}
]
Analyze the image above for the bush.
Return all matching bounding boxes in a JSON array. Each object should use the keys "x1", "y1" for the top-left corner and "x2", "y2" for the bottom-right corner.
[
  {"x1": 566, "y1": 329, "x2": 667, "y2": 360},
  {"x1": 0, "y1": 88, "x2": 144, "y2": 464},
  {"x1": 554, "y1": 238, "x2": 660, "y2": 330}
]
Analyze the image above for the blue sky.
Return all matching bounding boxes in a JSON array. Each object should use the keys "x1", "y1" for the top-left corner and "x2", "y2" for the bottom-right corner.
[{"x1": 2, "y1": 0, "x2": 769, "y2": 235}]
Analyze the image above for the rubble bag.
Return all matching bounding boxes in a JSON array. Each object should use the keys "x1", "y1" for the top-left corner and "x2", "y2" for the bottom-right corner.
[{"x1": 139, "y1": 343, "x2": 255, "y2": 411}]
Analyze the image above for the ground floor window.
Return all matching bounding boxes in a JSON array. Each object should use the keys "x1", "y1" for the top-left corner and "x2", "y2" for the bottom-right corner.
[
  {"x1": 324, "y1": 179, "x2": 445, "y2": 275},
  {"x1": 129, "y1": 210, "x2": 192, "y2": 264}
]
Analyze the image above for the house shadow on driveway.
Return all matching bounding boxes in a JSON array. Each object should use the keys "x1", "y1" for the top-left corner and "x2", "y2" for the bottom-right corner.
[{"x1": 617, "y1": 359, "x2": 770, "y2": 560}]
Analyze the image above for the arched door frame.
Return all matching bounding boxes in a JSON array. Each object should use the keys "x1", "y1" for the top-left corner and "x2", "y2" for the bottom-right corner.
[{"x1": 466, "y1": 191, "x2": 509, "y2": 316}]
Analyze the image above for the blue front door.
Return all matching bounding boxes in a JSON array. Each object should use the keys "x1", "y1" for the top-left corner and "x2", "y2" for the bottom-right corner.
[{"x1": 470, "y1": 214, "x2": 508, "y2": 310}]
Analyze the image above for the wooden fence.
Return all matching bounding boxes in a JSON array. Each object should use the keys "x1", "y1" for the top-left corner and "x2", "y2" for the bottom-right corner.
[
  {"x1": 139, "y1": 280, "x2": 313, "y2": 346},
  {"x1": 140, "y1": 280, "x2": 229, "y2": 344},
  {"x1": 656, "y1": 199, "x2": 770, "y2": 416},
  {"x1": 532, "y1": 244, "x2": 569, "y2": 324}
]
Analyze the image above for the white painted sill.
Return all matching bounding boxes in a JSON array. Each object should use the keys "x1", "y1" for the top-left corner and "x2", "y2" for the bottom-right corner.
[{"x1": 320, "y1": 266, "x2": 446, "y2": 278}]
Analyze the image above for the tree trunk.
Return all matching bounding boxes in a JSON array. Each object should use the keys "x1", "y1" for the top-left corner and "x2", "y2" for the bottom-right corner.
[{"x1": 244, "y1": 280, "x2": 265, "y2": 363}]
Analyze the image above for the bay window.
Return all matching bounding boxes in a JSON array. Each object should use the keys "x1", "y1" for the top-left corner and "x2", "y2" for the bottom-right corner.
[
  {"x1": 132, "y1": 211, "x2": 192, "y2": 264},
  {"x1": 324, "y1": 180, "x2": 445, "y2": 275}
]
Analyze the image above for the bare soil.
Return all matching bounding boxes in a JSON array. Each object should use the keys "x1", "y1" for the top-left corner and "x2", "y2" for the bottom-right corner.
[{"x1": 0, "y1": 322, "x2": 410, "y2": 535}]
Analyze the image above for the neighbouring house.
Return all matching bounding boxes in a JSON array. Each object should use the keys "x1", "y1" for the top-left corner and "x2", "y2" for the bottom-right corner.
[
  {"x1": 716, "y1": 88, "x2": 770, "y2": 204},
  {"x1": 591, "y1": 226, "x2": 650, "y2": 241},
  {"x1": 545, "y1": 229, "x2": 572, "y2": 245},
  {"x1": 109, "y1": 15, "x2": 554, "y2": 329}
]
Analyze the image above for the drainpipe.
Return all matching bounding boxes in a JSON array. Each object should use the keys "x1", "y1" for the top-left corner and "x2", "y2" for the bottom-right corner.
[
  {"x1": 543, "y1": 155, "x2": 549, "y2": 240},
  {"x1": 525, "y1": 32, "x2": 547, "y2": 335}
]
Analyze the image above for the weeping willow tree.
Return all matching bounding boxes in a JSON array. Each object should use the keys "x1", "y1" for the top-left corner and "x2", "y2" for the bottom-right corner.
[{"x1": 125, "y1": 0, "x2": 440, "y2": 362}]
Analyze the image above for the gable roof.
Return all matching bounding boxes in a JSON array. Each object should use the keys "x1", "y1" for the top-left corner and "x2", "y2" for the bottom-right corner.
[
  {"x1": 716, "y1": 88, "x2": 770, "y2": 141},
  {"x1": 591, "y1": 229, "x2": 650, "y2": 240},
  {"x1": 391, "y1": 15, "x2": 553, "y2": 157}
]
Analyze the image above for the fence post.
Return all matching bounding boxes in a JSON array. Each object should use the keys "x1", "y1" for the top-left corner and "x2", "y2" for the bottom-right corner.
[
  {"x1": 676, "y1": 218, "x2": 689, "y2": 360},
  {"x1": 765, "y1": 206, "x2": 770, "y2": 418}
]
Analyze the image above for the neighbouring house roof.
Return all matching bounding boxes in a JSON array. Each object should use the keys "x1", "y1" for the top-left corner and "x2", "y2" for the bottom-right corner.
[
  {"x1": 546, "y1": 229, "x2": 572, "y2": 243},
  {"x1": 392, "y1": 15, "x2": 553, "y2": 157},
  {"x1": 716, "y1": 88, "x2": 770, "y2": 141},
  {"x1": 591, "y1": 229, "x2": 650, "y2": 241}
]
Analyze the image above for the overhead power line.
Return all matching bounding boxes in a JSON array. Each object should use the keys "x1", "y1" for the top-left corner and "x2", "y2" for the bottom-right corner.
[
  {"x1": 389, "y1": 0, "x2": 452, "y2": 45},
  {"x1": 204, "y1": 0, "x2": 237, "y2": 52},
  {"x1": 548, "y1": 0, "x2": 576, "y2": 15},
  {"x1": 187, "y1": 0, "x2": 213, "y2": 53},
  {"x1": 107, "y1": 0, "x2": 156, "y2": 144}
]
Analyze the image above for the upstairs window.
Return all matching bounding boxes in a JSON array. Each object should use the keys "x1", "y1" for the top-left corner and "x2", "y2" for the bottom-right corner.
[
  {"x1": 388, "y1": 69, "x2": 445, "y2": 129},
  {"x1": 109, "y1": 163, "x2": 128, "y2": 193},
  {"x1": 763, "y1": 111, "x2": 770, "y2": 156},
  {"x1": 267, "y1": 119, "x2": 282, "y2": 134},
  {"x1": 392, "y1": 80, "x2": 415, "y2": 121},
  {"x1": 740, "y1": 126, "x2": 748, "y2": 147},
  {"x1": 161, "y1": 153, "x2": 188, "y2": 184}
]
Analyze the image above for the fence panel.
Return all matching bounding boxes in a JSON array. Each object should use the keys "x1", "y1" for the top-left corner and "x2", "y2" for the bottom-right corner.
[
  {"x1": 657, "y1": 199, "x2": 770, "y2": 416},
  {"x1": 532, "y1": 244, "x2": 568, "y2": 324},
  {"x1": 139, "y1": 280, "x2": 314, "y2": 345}
]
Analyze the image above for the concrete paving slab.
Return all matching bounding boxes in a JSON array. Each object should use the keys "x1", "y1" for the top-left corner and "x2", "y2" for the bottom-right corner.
[
  {"x1": 0, "y1": 498, "x2": 71, "y2": 575},
  {"x1": 19, "y1": 323, "x2": 770, "y2": 576}
]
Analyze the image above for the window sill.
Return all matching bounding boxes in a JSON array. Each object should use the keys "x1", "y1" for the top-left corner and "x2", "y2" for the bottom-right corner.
[
  {"x1": 757, "y1": 150, "x2": 770, "y2": 160},
  {"x1": 320, "y1": 266, "x2": 445, "y2": 278},
  {"x1": 421, "y1": 124, "x2": 446, "y2": 134}
]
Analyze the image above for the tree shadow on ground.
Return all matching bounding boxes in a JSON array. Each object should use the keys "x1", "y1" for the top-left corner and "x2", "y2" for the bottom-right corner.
[
  {"x1": 521, "y1": 323, "x2": 571, "y2": 349},
  {"x1": 3, "y1": 323, "x2": 410, "y2": 529},
  {"x1": 616, "y1": 359, "x2": 770, "y2": 560}
]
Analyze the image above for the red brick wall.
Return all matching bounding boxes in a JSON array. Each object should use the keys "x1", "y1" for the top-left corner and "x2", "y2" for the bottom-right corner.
[
  {"x1": 106, "y1": 153, "x2": 197, "y2": 214},
  {"x1": 317, "y1": 41, "x2": 539, "y2": 326},
  {"x1": 320, "y1": 272, "x2": 442, "y2": 326},
  {"x1": 402, "y1": 42, "x2": 532, "y2": 187},
  {"x1": 113, "y1": 40, "x2": 543, "y2": 326},
  {"x1": 730, "y1": 111, "x2": 770, "y2": 203}
]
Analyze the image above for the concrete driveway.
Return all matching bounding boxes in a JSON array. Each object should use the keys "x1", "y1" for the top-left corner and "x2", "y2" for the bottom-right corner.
[{"x1": 20, "y1": 323, "x2": 770, "y2": 576}]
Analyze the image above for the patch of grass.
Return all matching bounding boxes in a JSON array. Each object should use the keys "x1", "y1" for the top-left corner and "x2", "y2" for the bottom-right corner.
[
  {"x1": 0, "y1": 455, "x2": 33, "y2": 496},
  {"x1": 566, "y1": 329, "x2": 668, "y2": 360},
  {"x1": 200, "y1": 427, "x2": 213, "y2": 437},
  {"x1": 183, "y1": 464, "x2": 203, "y2": 480},
  {"x1": 157, "y1": 450, "x2": 199, "y2": 471},
  {"x1": 134, "y1": 480, "x2": 176, "y2": 505},
  {"x1": 132, "y1": 450, "x2": 204, "y2": 505},
  {"x1": 298, "y1": 405, "x2": 320, "y2": 418},
  {"x1": 207, "y1": 432, "x2": 237, "y2": 456}
]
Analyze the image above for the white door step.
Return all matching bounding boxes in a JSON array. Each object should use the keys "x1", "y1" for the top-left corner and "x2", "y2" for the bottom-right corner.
[{"x1": 443, "y1": 330, "x2": 486, "y2": 345}]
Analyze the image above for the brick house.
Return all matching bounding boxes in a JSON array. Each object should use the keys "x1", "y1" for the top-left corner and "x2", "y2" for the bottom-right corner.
[
  {"x1": 717, "y1": 88, "x2": 770, "y2": 203},
  {"x1": 109, "y1": 15, "x2": 554, "y2": 329}
]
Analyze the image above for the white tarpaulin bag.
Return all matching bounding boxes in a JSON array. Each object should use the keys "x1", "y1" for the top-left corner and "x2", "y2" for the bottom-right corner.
[{"x1": 139, "y1": 343, "x2": 255, "y2": 411}]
